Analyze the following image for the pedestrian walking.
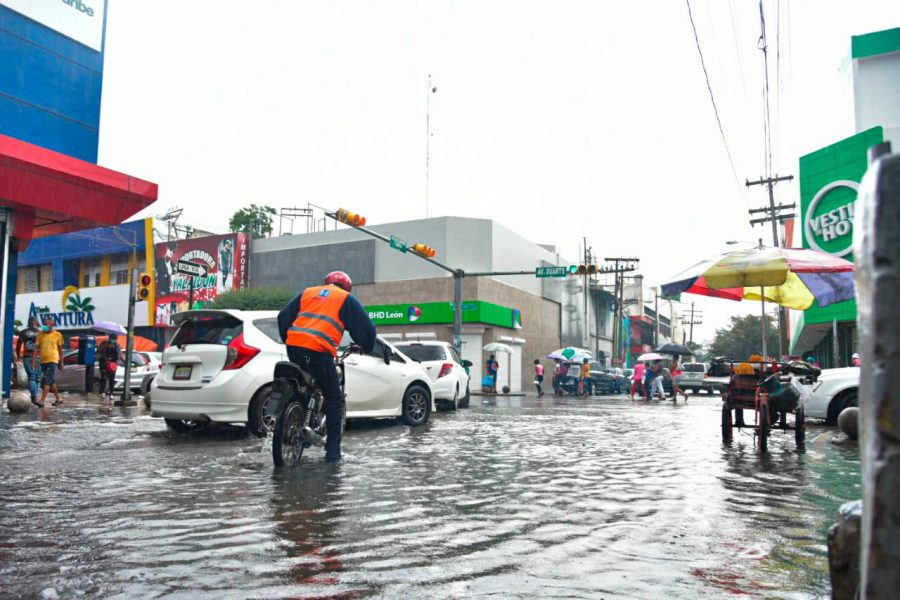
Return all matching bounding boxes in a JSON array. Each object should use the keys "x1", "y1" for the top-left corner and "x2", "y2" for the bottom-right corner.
[
  {"x1": 670, "y1": 358, "x2": 689, "y2": 402},
  {"x1": 648, "y1": 360, "x2": 666, "y2": 400},
  {"x1": 533, "y1": 359, "x2": 545, "y2": 396},
  {"x1": 16, "y1": 316, "x2": 42, "y2": 407},
  {"x1": 579, "y1": 358, "x2": 591, "y2": 397},
  {"x1": 35, "y1": 317, "x2": 64, "y2": 407},
  {"x1": 556, "y1": 360, "x2": 569, "y2": 396},
  {"x1": 486, "y1": 355, "x2": 499, "y2": 393},
  {"x1": 630, "y1": 362, "x2": 646, "y2": 400},
  {"x1": 97, "y1": 334, "x2": 122, "y2": 398}
]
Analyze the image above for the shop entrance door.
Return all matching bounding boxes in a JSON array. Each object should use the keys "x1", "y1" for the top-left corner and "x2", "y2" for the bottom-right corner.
[
  {"x1": 460, "y1": 333, "x2": 482, "y2": 391},
  {"x1": 509, "y1": 344, "x2": 522, "y2": 392}
]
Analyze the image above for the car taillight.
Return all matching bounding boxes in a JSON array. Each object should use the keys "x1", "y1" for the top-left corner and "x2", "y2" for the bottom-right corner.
[
  {"x1": 438, "y1": 363, "x2": 453, "y2": 378},
  {"x1": 223, "y1": 334, "x2": 259, "y2": 370},
  {"x1": 704, "y1": 373, "x2": 708, "y2": 378}
]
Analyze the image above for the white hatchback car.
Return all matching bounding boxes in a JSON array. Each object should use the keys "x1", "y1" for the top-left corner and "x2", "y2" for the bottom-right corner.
[
  {"x1": 151, "y1": 310, "x2": 435, "y2": 434},
  {"x1": 393, "y1": 341, "x2": 471, "y2": 409},
  {"x1": 804, "y1": 366, "x2": 859, "y2": 424}
]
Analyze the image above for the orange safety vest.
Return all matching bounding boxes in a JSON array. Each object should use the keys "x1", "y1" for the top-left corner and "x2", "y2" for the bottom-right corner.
[{"x1": 285, "y1": 284, "x2": 348, "y2": 356}]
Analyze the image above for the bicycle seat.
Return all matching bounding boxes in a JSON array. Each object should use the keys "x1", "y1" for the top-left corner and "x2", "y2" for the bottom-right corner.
[{"x1": 274, "y1": 361, "x2": 316, "y2": 388}]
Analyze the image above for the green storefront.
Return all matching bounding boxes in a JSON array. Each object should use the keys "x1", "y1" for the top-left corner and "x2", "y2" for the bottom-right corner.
[{"x1": 791, "y1": 126, "x2": 883, "y2": 366}]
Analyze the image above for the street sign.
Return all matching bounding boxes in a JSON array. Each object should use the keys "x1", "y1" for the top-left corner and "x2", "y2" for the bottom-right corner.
[
  {"x1": 390, "y1": 235, "x2": 408, "y2": 253},
  {"x1": 176, "y1": 259, "x2": 208, "y2": 278},
  {"x1": 535, "y1": 266, "x2": 568, "y2": 278}
]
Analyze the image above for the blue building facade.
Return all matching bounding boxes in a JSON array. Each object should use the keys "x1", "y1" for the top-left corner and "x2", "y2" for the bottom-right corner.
[{"x1": 0, "y1": 1, "x2": 106, "y2": 162}]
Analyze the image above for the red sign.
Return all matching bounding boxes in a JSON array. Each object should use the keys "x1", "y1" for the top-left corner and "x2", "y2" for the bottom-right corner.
[{"x1": 153, "y1": 233, "x2": 249, "y2": 326}]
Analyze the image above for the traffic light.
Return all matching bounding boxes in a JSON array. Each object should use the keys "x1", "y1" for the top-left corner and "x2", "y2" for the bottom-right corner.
[
  {"x1": 136, "y1": 272, "x2": 152, "y2": 301},
  {"x1": 412, "y1": 243, "x2": 436, "y2": 258},
  {"x1": 335, "y1": 208, "x2": 366, "y2": 227},
  {"x1": 572, "y1": 264, "x2": 598, "y2": 275}
]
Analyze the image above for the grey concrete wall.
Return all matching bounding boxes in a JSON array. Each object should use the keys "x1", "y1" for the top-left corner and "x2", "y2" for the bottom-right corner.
[{"x1": 250, "y1": 239, "x2": 376, "y2": 290}]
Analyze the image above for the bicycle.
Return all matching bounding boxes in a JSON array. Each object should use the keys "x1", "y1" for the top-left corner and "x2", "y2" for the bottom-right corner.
[{"x1": 270, "y1": 346, "x2": 350, "y2": 467}]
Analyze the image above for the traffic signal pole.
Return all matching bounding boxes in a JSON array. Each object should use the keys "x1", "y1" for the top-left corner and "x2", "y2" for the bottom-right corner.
[{"x1": 115, "y1": 263, "x2": 138, "y2": 407}]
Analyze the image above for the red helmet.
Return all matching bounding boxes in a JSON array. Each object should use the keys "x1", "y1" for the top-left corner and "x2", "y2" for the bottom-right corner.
[{"x1": 324, "y1": 271, "x2": 352, "y2": 292}]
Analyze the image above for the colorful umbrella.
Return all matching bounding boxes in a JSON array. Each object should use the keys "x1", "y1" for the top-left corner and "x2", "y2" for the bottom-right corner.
[
  {"x1": 661, "y1": 246, "x2": 854, "y2": 311},
  {"x1": 661, "y1": 245, "x2": 855, "y2": 359},
  {"x1": 547, "y1": 347, "x2": 592, "y2": 362}
]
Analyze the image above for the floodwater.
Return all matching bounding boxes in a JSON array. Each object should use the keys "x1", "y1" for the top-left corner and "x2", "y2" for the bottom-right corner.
[{"x1": 0, "y1": 393, "x2": 860, "y2": 599}]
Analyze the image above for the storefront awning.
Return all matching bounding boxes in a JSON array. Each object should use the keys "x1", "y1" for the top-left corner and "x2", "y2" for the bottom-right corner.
[{"x1": 0, "y1": 133, "x2": 158, "y2": 246}]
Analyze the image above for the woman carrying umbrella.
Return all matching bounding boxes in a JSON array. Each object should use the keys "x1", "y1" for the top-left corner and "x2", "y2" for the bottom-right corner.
[{"x1": 97, "y1": 334, "x2": 122, "y2": 398}]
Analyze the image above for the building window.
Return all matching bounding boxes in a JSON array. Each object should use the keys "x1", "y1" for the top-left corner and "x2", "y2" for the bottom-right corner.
[
  {"x1": 83, "y1": 259, "x2": 101, "y2": 288},
  {"x1": 111, "y1": 255, "x2": 130, "y2": 285},
  {"x1": 20, "y1": 264, "x2": 53, "y2": 293}
]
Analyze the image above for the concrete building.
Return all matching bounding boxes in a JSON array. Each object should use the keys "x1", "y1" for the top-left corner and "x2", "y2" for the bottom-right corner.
[
  {"x1": 251, "y1": 216, "x2": 616, "y2": 392},
  {"x1": 792, "y1": 26, "x2": 900, "y2": 365}
]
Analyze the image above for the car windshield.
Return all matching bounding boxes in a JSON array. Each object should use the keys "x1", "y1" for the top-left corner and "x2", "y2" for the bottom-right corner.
[
  {"x1": 395, "y1": 344, "x2": 446, "y2": 362},
  {"x1": 171, "y1": 315, "x2": 242, "y2": 346},
  {"x1": 682, "y1": 363, "x2": 706, "y2": 372}
]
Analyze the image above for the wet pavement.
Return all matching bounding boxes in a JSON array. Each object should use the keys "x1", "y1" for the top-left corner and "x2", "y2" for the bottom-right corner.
[{"x1": 0, "y1": 392, "x2": 860, "y2": 599}]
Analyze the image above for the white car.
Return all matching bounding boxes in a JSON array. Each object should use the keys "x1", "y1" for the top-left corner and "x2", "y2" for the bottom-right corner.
[
  {"x1": 138, "y1": 351, "x2": 163, "y2": 372},
  {"x1": 150, "y1": 309, "x2": 435, "y2": 434},
  {"x1": 394, "y1": 341, "x2": 471, "y2": 409},
  {"x1": 804, "y1": 367, "x2": 859, "y2": 424}
]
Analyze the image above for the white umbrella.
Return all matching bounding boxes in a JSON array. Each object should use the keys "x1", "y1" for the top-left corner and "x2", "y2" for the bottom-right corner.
[
  {"x1": 637, "y1": 352, "x2": 664, "y2": 362},
  {"x1": 483, "y1": 342, "x2": 513, "y2": 354}
]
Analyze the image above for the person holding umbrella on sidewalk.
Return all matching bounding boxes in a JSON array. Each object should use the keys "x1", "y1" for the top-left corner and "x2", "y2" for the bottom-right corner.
[{"x1": 97, "y1": 334, "x2": 122, "y2": 398}]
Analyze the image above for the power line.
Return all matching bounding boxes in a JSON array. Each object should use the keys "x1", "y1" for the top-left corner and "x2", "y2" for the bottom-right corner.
[{"x1": 684, "y1": 0, "x2": 749, "y2": 209}]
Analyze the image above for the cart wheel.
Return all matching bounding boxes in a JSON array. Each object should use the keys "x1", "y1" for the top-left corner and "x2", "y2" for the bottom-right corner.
[
  {"x1": 758, "y1": 404, "x2": 769, "y2": 453},
  {"x1": 721, "y1": 404, "x2": 733, "y2": 444},
  {"x1": 795, "y1": 406, "x2": 806, "y2": 449}
]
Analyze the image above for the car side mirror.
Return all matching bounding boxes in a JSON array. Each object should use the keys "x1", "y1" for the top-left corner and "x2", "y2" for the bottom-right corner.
[
  {"x1": 461, "y1": 359, "x2": 473, "y2": 368},
  {"x1": 383, "y1": 345, "x2": 391, "y2": 365}
]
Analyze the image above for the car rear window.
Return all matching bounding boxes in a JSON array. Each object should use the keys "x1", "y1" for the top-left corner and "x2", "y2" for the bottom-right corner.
[
  {"x1": 395, "y1": 344, "x2": 446, "y2": 362},
  {"x1": 682, "y1": 363, "x2": 706, "y2": 372},
  {"x1": 171, "y1": 315, "x2": 242, "y2": 346},
  {"x1": 253, "y1": 318, "x2": 282, "y2": 344}
]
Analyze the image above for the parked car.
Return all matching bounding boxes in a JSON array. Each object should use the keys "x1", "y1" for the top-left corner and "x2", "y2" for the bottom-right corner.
[
  {"x1": 804, "y1": 366, "x2": 859, "y2": 424},
  {"x1": 138, "y1": 351, "x2": 163, "y2": 372},
  {"x1": 55, "y1": 349, "x2": 150, "y2": 392},
  {"x1": 559, "y1": 361, "x2": 617, "y2": 395},
  {"x1": 394, "y1": 341, "x2": 470, "y2": 409},
  {"x1": 150, "y1": 309, "x2": 435, "y2": 434},
  {"x1": 677, "y1": 362, "x2": 708, "y2": 394},
  {"x1": 605, "y1": 368, "x2": 628, "y2": 394}
]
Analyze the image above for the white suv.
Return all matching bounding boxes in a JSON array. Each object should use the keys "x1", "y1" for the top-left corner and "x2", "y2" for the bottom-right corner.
[
  {"x1": 151, "y1": 310, "x2": 435, "y2": 433},
  {"x1": 393, "y1": 341, "x2": 470, "y2": 409}
]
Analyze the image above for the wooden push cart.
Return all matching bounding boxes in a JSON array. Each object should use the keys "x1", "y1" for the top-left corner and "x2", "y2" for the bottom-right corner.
[{"x1": 717, "y1": 358, "x2": 819, "y2": 452}]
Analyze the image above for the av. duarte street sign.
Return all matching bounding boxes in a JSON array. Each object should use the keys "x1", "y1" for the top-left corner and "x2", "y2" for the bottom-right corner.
[
  {"x1": 176, "y1": 259, "x2": 208, "y2": 278},
  {"x1": 535, "y1": 266, "x2": 568, "y2": 278}
]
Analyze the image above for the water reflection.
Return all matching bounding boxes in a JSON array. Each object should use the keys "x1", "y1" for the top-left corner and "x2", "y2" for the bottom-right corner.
[{"x1": 0, "y1": 395, "x2": 860, "y2": 598}]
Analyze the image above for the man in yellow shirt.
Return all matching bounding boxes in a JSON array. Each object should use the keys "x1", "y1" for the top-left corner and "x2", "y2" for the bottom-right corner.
[
  {"x1": 33, "y1": 316, "x2": 64, "y2": 407},
  {"x1": 579, "y1": 358, "x2": 591, "y2": 397}
]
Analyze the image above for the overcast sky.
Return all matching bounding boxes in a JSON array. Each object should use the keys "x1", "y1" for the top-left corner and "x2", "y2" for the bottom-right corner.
[{"x1": 97, "y1": 0, "x2": 900, "y2": 341}]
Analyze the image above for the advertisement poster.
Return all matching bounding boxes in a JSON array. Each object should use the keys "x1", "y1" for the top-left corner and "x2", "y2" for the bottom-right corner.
[
  {"x1": 15, "y1": 284, "x2": 150, "y2": 331},
  {"x1": 153, "y1": 233, "x2": 249, "y2": 326}
]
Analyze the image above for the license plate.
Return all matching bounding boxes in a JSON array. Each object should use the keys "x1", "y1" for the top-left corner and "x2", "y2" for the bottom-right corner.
[{"x1": 173, "y1": 365, "x2": 193, "y2": 381}]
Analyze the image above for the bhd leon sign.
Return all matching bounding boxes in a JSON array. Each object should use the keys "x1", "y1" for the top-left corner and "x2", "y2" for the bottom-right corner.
[{"x1": 799, "y1": 126, "x2": 883, "y2": 260}]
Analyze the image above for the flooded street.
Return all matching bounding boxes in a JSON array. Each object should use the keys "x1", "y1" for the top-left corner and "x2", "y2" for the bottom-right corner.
[{"x1": 0, "y1": 393, "x2": 860, "y2": 599}]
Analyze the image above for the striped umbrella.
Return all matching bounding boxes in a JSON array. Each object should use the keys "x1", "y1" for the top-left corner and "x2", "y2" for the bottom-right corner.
[{"x1": 661, "y1": 246, "x2": 855, "y2": 358}]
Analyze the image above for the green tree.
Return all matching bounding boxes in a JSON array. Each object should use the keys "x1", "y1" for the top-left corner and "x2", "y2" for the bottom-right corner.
[
  {"x1": 212, "y1": 287, "x2": 295, "y2": 311},
  {"x1": 229, "y1": 204, "x2": 276, "y2": 239},
  {"x1": 707, "y1": 314, "x2": 779, "y2": 360}
]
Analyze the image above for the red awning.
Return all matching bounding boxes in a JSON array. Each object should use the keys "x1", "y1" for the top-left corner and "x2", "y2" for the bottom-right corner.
[{"x1": 0, "y1": 133, "x2": 158, "y2": 245}]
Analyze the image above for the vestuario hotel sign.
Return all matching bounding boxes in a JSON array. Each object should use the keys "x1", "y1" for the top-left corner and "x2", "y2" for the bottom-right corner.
[{"x1": 799, "y1": 127, "x2": 883, "y2": 261}]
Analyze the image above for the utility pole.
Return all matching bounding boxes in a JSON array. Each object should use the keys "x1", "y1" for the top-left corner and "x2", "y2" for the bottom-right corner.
[
  {"x1": 680, "y1": 302, "x2": 703, "y2": 346},
  {"x1": 425, "y1": 75, "x2": 437, "y2": 218},
  {"x1": 583, "y1": 238, "x2": 590, "y2": 351},
  {"x1": 747, "y1": 173, "x2": 794, "y2": 358},
  {"x1": 604, "y1": 257, "x2": 639, "y2": 366}
]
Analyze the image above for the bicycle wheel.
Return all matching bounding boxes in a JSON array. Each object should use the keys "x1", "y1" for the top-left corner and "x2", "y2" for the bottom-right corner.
[{"x1": 273, "y1": 402, "x2": 305, "y2": 467}]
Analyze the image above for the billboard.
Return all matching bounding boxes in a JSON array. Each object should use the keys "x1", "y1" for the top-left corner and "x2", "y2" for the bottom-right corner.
[
  {"x1": 154, "y1": 233, "x2": 250, "y2": 326},
  {"x1": 15, "y1": 284, "x2": 150, "y2": 331}
]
